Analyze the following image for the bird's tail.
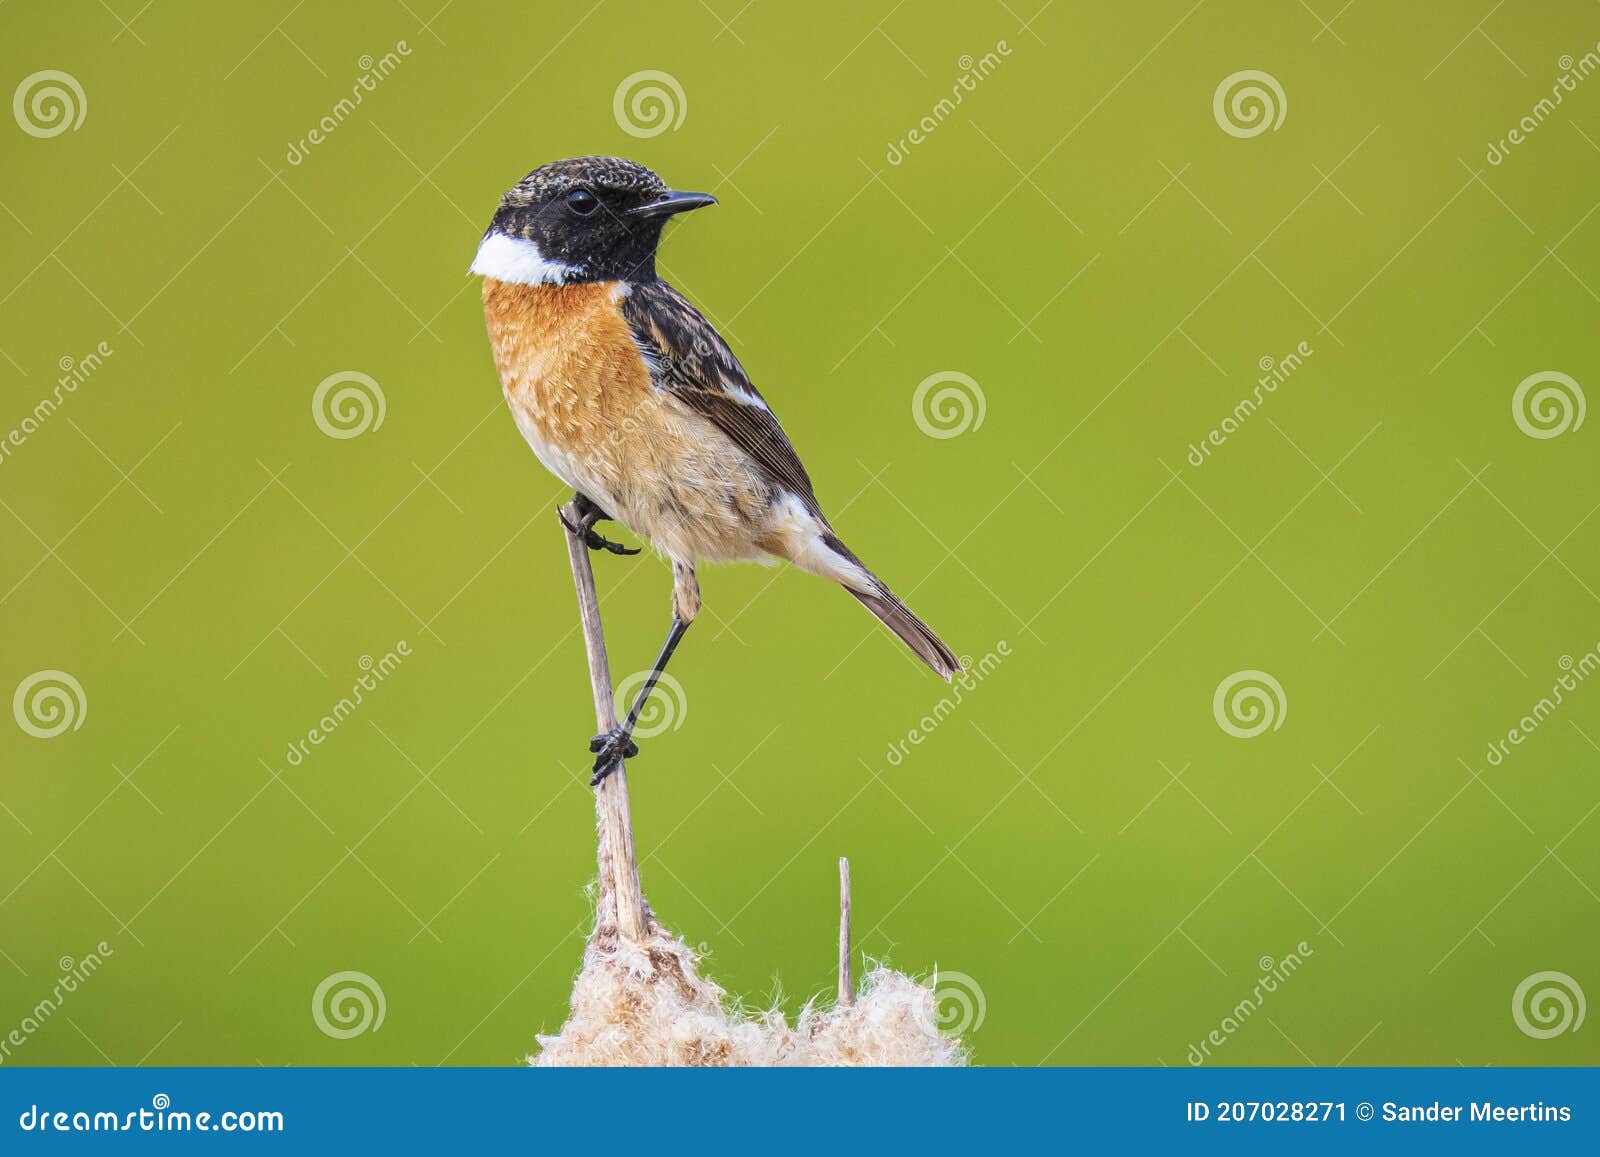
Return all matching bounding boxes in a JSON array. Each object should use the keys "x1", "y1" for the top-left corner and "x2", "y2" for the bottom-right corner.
[{"x1": 825, "y1": 535, "x2": 959, "y2": 681}]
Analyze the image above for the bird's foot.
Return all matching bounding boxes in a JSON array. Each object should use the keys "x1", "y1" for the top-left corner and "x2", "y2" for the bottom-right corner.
[
  {"x1": 588, "y1": 728, "x2": 640, "y2": 786},
  {"x1": 586, "y1": 528, "x2": 641, "y2": 556},
  {"x1": 557, "y1": 509, "x2": 641, "y2": 556}
]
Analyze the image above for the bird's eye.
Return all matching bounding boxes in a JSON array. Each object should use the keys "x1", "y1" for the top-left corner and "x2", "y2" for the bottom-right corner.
[{"x1": 566, "y1": 188, "x2": 599, "y2": 216}]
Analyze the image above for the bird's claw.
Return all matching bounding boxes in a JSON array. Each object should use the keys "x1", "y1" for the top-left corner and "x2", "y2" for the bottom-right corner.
[
  {"x1": 589, "y1": 531, "x2": 641, "y2": 556},
  {"x1": 589, "y1": 729, "x2": 639, "y2": 785},
  {"x1": 557, "y1": 509, "x2": 641, "y2": 556},
  {"x1": 588, "y1": 731, "x2": 639, "y2": 758}
]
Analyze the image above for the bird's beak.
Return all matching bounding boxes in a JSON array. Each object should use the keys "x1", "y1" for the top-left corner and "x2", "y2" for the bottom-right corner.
[{"x1": 630, "y1": 189, "x2": 718, "y2": 220}]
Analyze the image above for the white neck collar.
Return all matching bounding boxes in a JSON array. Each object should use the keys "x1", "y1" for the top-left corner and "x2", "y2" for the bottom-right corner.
[{"x1": 469, "y1": 231, "x2": 584, "y2": 286}]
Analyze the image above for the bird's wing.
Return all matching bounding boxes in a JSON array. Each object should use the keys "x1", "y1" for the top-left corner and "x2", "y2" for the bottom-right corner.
[{"x1": 618, "y1": 279, "x2": 822, "y2": 517}]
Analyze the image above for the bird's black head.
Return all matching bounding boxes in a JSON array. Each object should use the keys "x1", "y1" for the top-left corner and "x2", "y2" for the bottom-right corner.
[{"x1": 471, "y1": 156, "x2": 715, "y2": 286}]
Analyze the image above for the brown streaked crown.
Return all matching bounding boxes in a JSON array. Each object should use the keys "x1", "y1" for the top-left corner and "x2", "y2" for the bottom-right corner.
[{"x1": 500, "y1": 156, "x2": 667, "y2": 207}]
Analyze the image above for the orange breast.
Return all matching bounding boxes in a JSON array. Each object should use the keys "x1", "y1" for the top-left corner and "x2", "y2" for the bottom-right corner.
[
  {"x1": 481, "y1": 277, "x2": 778, "y2": 564},
  {"x1": 481, "y1": 277, "x2": 668, "y2": 523},
  {"x1": 481, "y1": 278, "x2": 652, "y2": 449}
]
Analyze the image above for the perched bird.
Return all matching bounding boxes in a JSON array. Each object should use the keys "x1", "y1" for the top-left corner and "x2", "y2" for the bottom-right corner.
[{"x1": 471, "y1": 156, "x2": 958, "y2": 783}]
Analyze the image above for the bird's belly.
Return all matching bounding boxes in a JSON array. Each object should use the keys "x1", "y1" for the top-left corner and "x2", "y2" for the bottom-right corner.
[
  {"x1": 503, "y1": 392, "x2": 615, "y2": 508},
  {"x1": 503, "y1": 375, "x2": 781, "y2": 564}
]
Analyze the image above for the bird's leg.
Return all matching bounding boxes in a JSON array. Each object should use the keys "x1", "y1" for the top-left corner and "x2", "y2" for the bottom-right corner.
[
  {"x1": 590, "y1": 619, "x2": 690, "y2": 784},
  {"x1": 557, "y1": 492, "x2": 641, "y2": 557},
  {"x1": 590, "y1": 562, "x2": 699, "y2": 785}
]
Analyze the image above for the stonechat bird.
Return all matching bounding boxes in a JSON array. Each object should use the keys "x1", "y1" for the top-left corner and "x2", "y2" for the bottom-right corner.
[{"x1": 472, "y1": 156, "x2": 958, "y2": 783}]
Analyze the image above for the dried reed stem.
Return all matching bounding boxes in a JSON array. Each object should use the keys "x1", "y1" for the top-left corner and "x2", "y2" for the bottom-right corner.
[
  {"x1": 838, "y1": 857, "x2": 853, "y2": 1006},
  {"x1": 560, "y1": 497, "x2": 649, "y2": 944}
]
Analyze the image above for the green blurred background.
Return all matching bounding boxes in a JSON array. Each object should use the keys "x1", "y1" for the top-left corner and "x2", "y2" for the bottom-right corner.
[{"x1": 2, "y1": 0, "x2": 1597, "y2": 1067}]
